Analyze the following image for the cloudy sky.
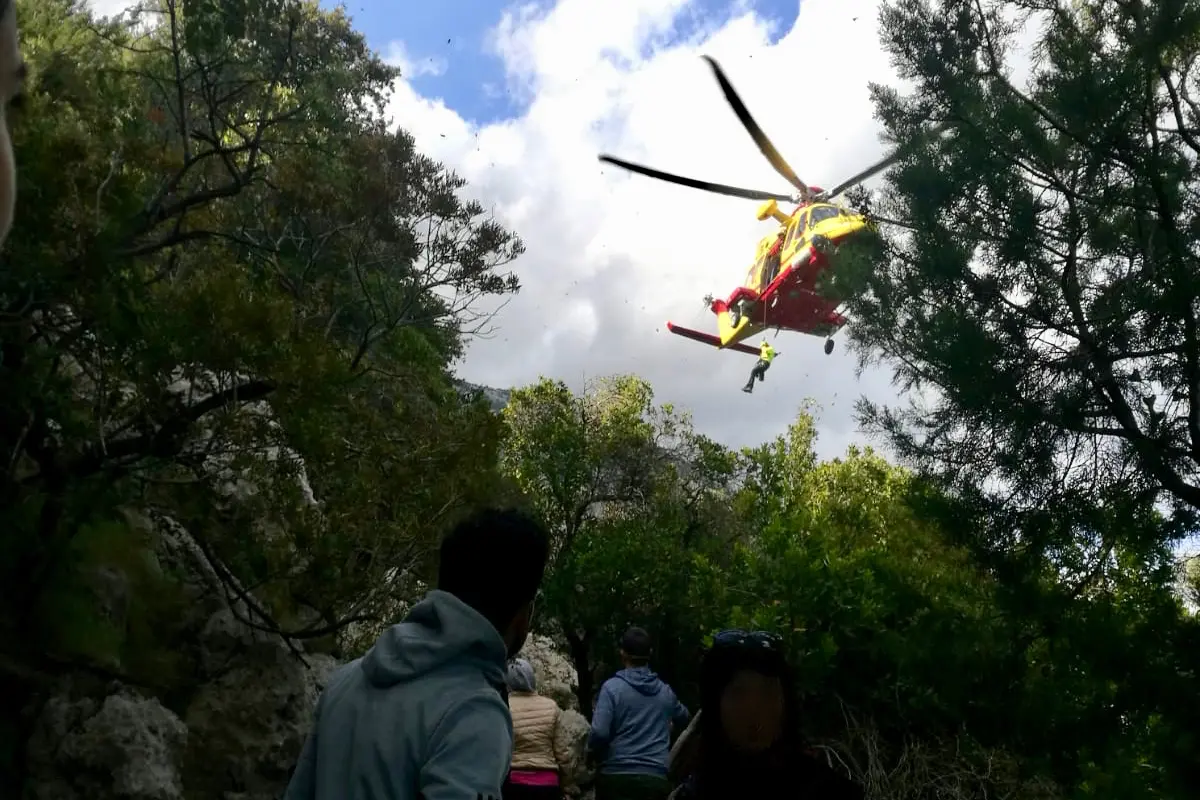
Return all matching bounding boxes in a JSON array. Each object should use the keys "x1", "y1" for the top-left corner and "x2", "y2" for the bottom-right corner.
[{"x1": 85, "y1": 0, "x2": 931, "y2": 458}]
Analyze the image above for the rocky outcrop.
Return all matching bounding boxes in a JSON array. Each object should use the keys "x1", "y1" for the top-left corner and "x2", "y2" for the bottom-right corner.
[
  {"x1": 23, "y1": 511, "x2": 339, "y2": 800},
  {"x1": 26, "y1": 685, "x2": 189, "y2": 800},
  {"x1": 183, "y1": 606, "x2": 338, "y2": 800},
  {"x1": 519, "y1": 634, "x2": 580, "y2": 711},
  {"x1": 24, "y1": 651, "x2": 337, "y2": 800},
  {"x1": 454, "y1": 379, "x2": 511, "y2": 412},
  {"x1": 15, "y1": 350, "x2": 562, "y2": 798},
  {"x1": 23, "y1": 623, "x2": 589, "y2": 800},
  {"x1": 22, "y1": 525, "x2": 593, "y2": 800},
  {"x1": 555, "y1": 708, "x2": 594, "y2": 798},
  {"x1": 11, "y1": 334, "x2": 339, "y2": 799}
]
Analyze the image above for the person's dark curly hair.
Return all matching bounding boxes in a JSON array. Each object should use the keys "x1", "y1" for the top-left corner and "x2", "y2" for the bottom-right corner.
[{"x1": 437, "y1": 507, "x2": 550, "y2": 633}]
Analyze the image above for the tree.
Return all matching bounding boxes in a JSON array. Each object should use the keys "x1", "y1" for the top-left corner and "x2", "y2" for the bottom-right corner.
[
  {"x1": 0, "y1": 0, "x2": 522, "y2": 674},
  {"x1": 723, "y1": 410, "x2": 1193, "y2": 798},
  {"x1": 834, "y1": 0, "x2": 1200, "y2": 793},
  {"x1": 845, "y1": 0, "x2": 1200, "y2": 530},
  {"x1": 500, "y1": 375, "x2": 740, "y2": 709},
  {"x1": 729, "y1": 415, "x2": 1017, "y2": 790},
  {"x1": 1184, "y1": 556, "x2": 1200, "y2": 609}
]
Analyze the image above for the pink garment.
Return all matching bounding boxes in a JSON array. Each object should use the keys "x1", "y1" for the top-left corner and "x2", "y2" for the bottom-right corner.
[{"x1": 508, "y1": 769, "x2": 560, "y2": 787}]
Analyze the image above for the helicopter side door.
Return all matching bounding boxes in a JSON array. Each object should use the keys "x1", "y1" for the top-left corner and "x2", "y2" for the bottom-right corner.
[{"x1": 781, "y1": 209, "x2": 810, "y2": 265}]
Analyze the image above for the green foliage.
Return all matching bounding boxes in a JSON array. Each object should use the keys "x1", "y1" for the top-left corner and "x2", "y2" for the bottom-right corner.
[
  {"x1": 845, "y1": 0, "x2": 1200, "y2": 524},
  {"x1": 0, "y1": 0, "x2": 522, "y2": 673},
  {"x1": 726, "y1": 435, "x2": 1018, "y2": 757},
  {"x1": 819, "y1": 0, "x2": 1200, "y2": 794},
  {"x1": 32, "y1": 515, "x2": 190, "y2": 687},
  {"x1": 35, "y1": 522, "x2": 130, "y2": 668},
  {"x1": 1184, "y1": 558, "x2": 1200, "y2": 609},
  {"x1": 500, "y1": 375, "x2": 1198, "y2": 797},
  {"x1": 501, "y1": 375, "x2": 743, "y2": 705}
]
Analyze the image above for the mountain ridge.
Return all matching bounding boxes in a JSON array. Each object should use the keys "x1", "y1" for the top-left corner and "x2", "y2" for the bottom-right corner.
[{"x1": 454, "y1": 380, "x2": 511, "y2": 412}]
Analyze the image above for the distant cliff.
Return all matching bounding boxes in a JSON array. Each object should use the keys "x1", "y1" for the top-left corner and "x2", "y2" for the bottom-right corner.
[{"x1": 454, "y1": 380, "x2": 511, "y2": 412}]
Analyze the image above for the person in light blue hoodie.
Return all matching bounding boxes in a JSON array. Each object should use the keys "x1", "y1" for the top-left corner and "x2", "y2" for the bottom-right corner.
[
  {"x1": 589, "y1": 627, "x2": 690, "y2": 800},
  {"x1": 285, "y1": 508, "x2": 551, "y2": 800}
]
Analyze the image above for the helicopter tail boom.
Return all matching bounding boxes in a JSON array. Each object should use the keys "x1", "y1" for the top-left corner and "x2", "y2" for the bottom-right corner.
[{"x1": 666, "y1": 322, "x2": 760, "y2": 356}]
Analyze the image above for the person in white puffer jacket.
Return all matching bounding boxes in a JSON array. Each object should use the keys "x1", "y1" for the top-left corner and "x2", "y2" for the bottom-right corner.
[{"x1": 505, "y1": 658, "x2": 574, "y2": 800}]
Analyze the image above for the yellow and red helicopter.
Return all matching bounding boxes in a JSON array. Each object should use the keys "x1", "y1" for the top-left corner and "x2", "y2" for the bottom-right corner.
[{"x1": 599, "y1": 56, "x2": 923, "y2": 357}]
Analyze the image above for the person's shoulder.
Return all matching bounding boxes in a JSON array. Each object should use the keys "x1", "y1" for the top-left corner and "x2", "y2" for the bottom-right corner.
[
  {"x1": 429, "y1": 685, "x2": 512, "y2": 744},
  {"x1": 310, "y1": 658, "x2": 366, "y2": 716},
  {"x1": 533, "y1": 693, "x2": 560, "y2": 712},
  {"x1": 512, "y1": 692, "x2": 558, "y2": 714},
  {"x1": 599, "y1": 674, "x2": 624, "y2": 693},
  {"x1": 656, "y1": 681, "x2": 679, "y2": 705},
  {"x1": 399, "y1": 662, "x2": 510, "y2": 736},
  {"x1": 326, "y1": 657, "x2": 365, "y2": 689}
]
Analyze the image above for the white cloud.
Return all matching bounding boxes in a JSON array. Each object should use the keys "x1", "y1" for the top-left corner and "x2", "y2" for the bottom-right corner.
[
  {"x1": 382, "y1": 40, "x2": 448, "y2": 79},
  {"x1": 83, "y1": 0, "x2": 138, "y2": 19},
  {"x1": 382, "y1": 0, "x2": 922, "y2": 455},
  {"x1": 70, "y1": 0, "x2": 1036, "y2": 456}
]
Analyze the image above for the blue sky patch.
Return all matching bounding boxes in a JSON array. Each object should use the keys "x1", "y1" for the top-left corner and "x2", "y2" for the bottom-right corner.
[{"x1": 330, "y1": 0, "x2": 800, "y2": 126}]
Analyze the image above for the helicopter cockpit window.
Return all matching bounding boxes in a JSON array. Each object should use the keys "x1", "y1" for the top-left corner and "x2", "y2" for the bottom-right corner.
[
  {"x1": 809, "y1": 205, "x2": 840, "y2": 226},
  {"x1": 784, "y1": 211, "x2": 808, "y2": 252}
]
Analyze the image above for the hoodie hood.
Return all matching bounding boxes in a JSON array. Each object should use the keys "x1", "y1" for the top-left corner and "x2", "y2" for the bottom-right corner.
[
  {"x1": 361, "y1": 589, "x2": 508, "y2": 689},
  {"x1": 616, "y1": 665, "x2": 664, "y2": 696}
]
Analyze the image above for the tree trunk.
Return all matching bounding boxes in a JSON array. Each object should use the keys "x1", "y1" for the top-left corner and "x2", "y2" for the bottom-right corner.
[
  {"x1": 564, "y1": 626, "x2": 595, "y2": 719},
  {"x1": 658, "y1": 609, "x2": 678, "y2": 688}
]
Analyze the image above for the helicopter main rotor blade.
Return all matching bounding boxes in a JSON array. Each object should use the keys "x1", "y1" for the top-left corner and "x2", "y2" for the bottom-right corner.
[
  {"x1": 821, "y1": 151, "x2": 905, "y2": 200},
  {"x1": 598, "y1": 155, "x2": 796, "y2": 203},
  {"x1": 822, "y1": 123, "x2": 952, "y2": 200},
  {"x1": 702, "y1": 55, "x2": 811, "y2": 200}
]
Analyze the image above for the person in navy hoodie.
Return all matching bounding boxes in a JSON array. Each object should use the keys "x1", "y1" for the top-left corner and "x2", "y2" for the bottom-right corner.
[{"x1": 589, "y1": 627, "x2": 690, "y2": 800}]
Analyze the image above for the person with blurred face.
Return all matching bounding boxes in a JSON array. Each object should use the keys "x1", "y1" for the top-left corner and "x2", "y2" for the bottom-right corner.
[
  {"x1": 667, "y1": 630, "x2": 863, "y2": 800},
  {"x1": 0, "y1": 0, "x2": 24, "y2": 248}
]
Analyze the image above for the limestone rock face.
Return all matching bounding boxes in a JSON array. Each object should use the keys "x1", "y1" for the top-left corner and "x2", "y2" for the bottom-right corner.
[
  {"x1": 16, "y1": 339, "x2": 568, "y2": 797},
  {"x1": 16, "y1": 329, "x2": 341, "y2": 799},
  {"x1": 183, "y1": 643, "x2": 337, "y2": 800},
  {"x1": 23, "y1": 618, "x2": 595, "y2": 800},
  {"x1": 23, "y1": 510, "x2": 340, "y2": 800},
  {"x1": 556, "y1": 707, "x2": 593, "y2": 796},
  {"x1": 519, "y1": 634, "x2": 580, "y2": 711},
  {"x1": 25, "y1": 685, "x2": 188, "y2": 800}
]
